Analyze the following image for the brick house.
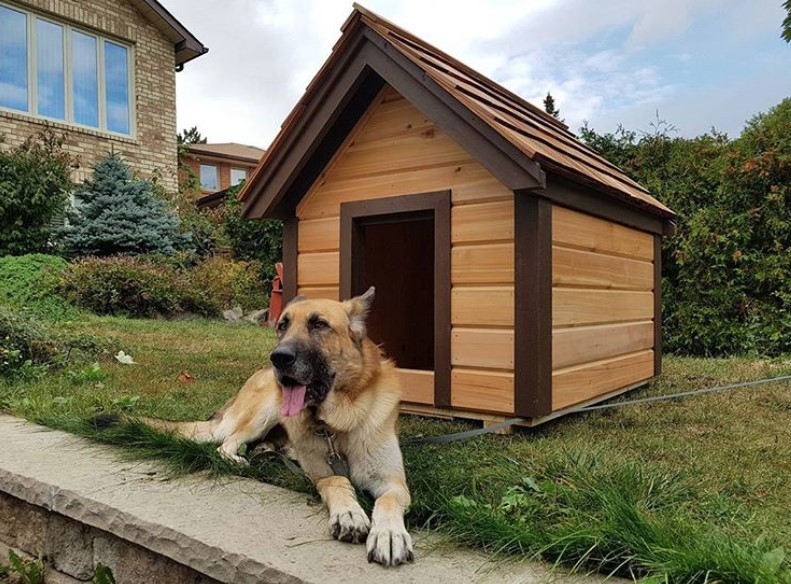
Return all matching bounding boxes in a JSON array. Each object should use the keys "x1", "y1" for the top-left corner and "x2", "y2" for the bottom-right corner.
[
  {"x1": 181, "y1": 142, "x2": 265, "y2": 208},
  {"x1": 0, "y1": 0, "x2": 207, "y2": 193}
]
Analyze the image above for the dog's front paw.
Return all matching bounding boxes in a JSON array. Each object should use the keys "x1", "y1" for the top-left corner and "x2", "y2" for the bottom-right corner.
[
  {"x1": 366, "y1": 523, "x2": 414, "y2": 567},
  {"x1": 330, "y1": 508, "x2": 370, "y2": 544}
]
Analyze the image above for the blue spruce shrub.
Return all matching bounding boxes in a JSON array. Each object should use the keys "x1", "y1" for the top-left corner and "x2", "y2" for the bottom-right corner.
[{"x1": 62, "y1": 154, "x2": 190, "y2": 256}]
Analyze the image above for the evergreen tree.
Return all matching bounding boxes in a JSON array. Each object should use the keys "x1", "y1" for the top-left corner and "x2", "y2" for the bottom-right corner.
[
  {"x1": 783, "y1": 0, "x2": 791, "y2": 42},
  {"x1": 177, "y1": 126, "x2": 207, "y2": 144},
  {"x1": 62, "y1": 154, "x2": 190, "y2": 257},
  {"x1": 543, "y1": 91, "x2": 561, "y2": 119}
]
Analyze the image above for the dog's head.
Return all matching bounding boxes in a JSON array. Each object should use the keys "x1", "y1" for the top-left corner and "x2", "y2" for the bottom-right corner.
[{"x1": 270, "y1": 287, "x2": 375, "y2": 418}]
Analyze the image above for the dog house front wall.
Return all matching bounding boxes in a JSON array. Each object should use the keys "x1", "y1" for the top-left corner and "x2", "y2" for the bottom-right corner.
[{"x1": 294, "y1": 86, "x2": 517, "y2": 413}]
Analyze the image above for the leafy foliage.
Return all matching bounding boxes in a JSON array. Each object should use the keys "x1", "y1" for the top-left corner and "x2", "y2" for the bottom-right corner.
[
  {"x1": 0, "y1": 254, "x2": 75, "y2": 319},
  {"x1": 581, "y1": 98, "x2": 791, "y2": 355},
  {"x1": 59, "y1": 255, "x2": 267, "y2": 318},
  {"x1": 225, "y1": 185, "x2": 283, "y2": 292},
  {"x1": 62, "y1": 154, "x2": 190, "y2": 257},
  {"x1": 783, "y1": 0, "x2": 791, "y2": 42},
  {"x1": 0, "y1": 130, "x2": 74, "y2": 256},
  {"x1": 223, "y1": 185, "x2": 282, "y2": 287}
]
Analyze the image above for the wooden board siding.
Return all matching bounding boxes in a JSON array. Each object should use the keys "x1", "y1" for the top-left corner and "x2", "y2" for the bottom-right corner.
[
  {"x1": 296, "y1": 84, "x2": 515, "y2": 412},
  {"x1": 551, "y1": 206, "x2": 656, "y2": 409}
]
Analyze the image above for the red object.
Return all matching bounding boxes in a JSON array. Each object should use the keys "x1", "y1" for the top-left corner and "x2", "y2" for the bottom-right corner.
[{"x1": 268, "y1": 262, "x2": 284, "y2": 328}]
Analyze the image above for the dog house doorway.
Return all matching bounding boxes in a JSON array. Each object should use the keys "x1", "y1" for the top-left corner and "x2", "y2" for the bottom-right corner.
[{"x1": 340, "y1": 191, "x2": 451, "y2": 405}]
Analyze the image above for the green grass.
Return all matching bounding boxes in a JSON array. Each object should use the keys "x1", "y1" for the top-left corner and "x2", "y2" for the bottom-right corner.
[{"x1": 2, "y1": 314, "x2": 791, "y2": 582}]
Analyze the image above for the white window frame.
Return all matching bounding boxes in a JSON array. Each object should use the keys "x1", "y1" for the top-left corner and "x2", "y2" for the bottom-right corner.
[
  {"x1": 0, "y1": 1, "x2": 135, "y2": 138},
  {"x1": 230, "y1": 167, "x2": 247, "y2": 186}
]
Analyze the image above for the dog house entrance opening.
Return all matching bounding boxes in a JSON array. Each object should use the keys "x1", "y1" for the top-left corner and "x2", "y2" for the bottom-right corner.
[{"x1": 352, "y1": 211, "x2": 434, "y2": 371}]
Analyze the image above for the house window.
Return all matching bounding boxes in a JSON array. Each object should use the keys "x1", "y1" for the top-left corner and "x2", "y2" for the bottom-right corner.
[
  {"x1": 200, "y1": 164, "x2": 218, "y2": 191},
  {"x1": 0, "y1": 5, "x2": 28, "y2": 112},
  {"x1": 230, "y1": 168, "x2": 247, "y2": 186},
  {"x1": 0, "y1": 2, "x2": 134, "y2": 135}
]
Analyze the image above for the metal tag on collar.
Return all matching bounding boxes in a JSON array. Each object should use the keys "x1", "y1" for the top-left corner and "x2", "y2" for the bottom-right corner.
[{"x1": 316, "y1": 428, "x2": 350, "y2": 478}]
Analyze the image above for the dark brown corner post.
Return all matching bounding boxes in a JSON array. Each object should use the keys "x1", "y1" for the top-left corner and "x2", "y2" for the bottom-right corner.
[
  {"x1": 339, "y1": 191, "x2": 451, "y2": 408},
  {"x1": 653, "y1": 235, "x2": 663, "y2": 376},
  {"x1": 514, "y1": 193, "x2": 553, "y2": 418},
  {"x1": 282, "y1": 217, "x2": 298, "y2": 303}
]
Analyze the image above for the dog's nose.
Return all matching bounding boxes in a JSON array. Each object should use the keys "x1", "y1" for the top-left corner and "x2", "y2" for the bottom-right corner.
[{"x1": 270, "y1": 346, "x2": 297, "y2": 370}]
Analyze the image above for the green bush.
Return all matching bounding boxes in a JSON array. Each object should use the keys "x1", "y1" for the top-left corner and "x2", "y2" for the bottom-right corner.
[
  {"x1": 223, "y1": 185, "x2": 282, "y2": 289},
  {"x1": 59, "y1": 255, "x2": 266, "y2": 318},
  {"x1": 0, "y1": 305, "x2": 59, "y2": 377},
  {"x1": 190, "y1": 256, "x2": 268, "y2": 310},
  {"x1": 0, "y1": 254, "x2": 75, "y2": 319},
  {"x1": 0, "y1": 130, "x2": 74, "y2": 256},
  {"x1": 59, "y1": 256, "x2": 210, "y2": 318},
  {"x1": 580, "y1": 98, "x2": 791, "y2": 356}
]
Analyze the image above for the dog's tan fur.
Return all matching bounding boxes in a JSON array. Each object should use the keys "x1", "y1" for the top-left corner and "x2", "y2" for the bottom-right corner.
[{"x1": 136, "y1": 289, "x2": 414, "y2": 566}]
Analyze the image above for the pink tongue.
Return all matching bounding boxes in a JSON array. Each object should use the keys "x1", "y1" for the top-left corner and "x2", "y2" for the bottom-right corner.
[{"x1": 280, "y1": 385, "x2": 307, "y2": 417}]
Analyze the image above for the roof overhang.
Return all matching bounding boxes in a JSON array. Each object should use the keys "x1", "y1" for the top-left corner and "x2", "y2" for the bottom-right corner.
[
  {"x1": 239, "y1": 20, "x2": 545, "y2": 220},
  {"x1": 128, "y1": 0, "x2": 208, "y2": 67},
  {"x1": 239, "y1": 6, "x2": 674, "y2": 229}
]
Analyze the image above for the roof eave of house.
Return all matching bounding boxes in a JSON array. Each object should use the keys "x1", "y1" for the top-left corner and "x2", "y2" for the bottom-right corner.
[{"x1": 129, "y1": 0, "x2": 208, "y2": 67}]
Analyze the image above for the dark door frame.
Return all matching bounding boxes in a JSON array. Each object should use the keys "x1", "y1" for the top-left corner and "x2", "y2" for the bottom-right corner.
[{"x1": 340, "y1": 191, "x2": 451, "y2": 407}]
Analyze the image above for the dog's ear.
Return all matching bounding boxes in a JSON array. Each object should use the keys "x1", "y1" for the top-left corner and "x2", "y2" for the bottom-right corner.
[{"x1": 345, "y1": 286, "x2": 375, "y2": 341}]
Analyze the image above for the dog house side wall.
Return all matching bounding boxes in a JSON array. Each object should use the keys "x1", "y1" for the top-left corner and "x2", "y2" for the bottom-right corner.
[
  {"x1": 549, "y1": 204, "x2": 657, "y2": 410},
  {"x1": 294, "y1": 85, "x2": 517, "y2": 413}
]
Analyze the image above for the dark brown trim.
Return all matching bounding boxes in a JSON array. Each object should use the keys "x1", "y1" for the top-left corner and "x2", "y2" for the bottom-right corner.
[
  {"x1": 532, "y1": 175, "x2": 670, "y2": 236},
  {"x1": 653, "y1": 235, "x2": 662, "y2": 376},
  {"x1": 514, "y1": 194, "x2": 553, "y2": 417},
  {"x1": 241, "y1": 27, "x2": 545, "y2": 220},
  {"x1": 282, "y1": 217, "x2": 298, "y2": 304},
  {"x1": 130, "y1": 0, "x2": 208, "y2": 66},
  {"x1": 340, "y1": 192, "x2": 451, "y2": 408}
]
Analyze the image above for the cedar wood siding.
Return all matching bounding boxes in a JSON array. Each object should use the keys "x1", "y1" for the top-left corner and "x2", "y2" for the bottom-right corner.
[
  {"x1": 551, "y1": 206, "x2": 656, "y2": 410},
  {"x1": 296, "y1": 85, "x2": 516, "y2": 412}
]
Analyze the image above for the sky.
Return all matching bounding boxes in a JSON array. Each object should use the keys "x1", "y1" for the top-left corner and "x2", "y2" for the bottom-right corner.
[{"x1": 165, "y1": 0, "x2": 791, "y2": 149}]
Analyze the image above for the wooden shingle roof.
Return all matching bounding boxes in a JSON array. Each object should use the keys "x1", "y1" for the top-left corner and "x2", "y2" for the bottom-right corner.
[{"x1": 239, "y1": 5, "x2": 674, "y2": 222}]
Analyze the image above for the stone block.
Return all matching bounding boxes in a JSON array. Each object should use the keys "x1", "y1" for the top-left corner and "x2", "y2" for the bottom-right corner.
[{"x1": 46, "y1": 513, "x2": 95, "y2": 580}]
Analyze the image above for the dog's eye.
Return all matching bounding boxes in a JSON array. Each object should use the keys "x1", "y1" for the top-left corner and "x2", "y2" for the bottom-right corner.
[
  {"x1": 277, "y1": 318, "x2": 289, "y2": 333},
  {"x1": 309, "y1": 318, "x2": 329, "y2": 331}
]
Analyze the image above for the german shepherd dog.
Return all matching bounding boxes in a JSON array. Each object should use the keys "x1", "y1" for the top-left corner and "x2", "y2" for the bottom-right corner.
[{"x1": 119, "y1": 288, "x2": 414, "y2": 567}]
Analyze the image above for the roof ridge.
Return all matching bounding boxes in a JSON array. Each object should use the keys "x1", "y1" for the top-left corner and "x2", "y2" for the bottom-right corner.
[{"x1": 351, "y1": 4, "x2": 568, "y2": 132}]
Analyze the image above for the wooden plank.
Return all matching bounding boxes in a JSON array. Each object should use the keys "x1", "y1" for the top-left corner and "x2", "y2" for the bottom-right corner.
[
  {"x1": 397, "y1": 368, "x2": 434, "y2": 405},
  {"x1": 296, "y1": 252, "x2": 339, "y2": 287},
  {"x1": 451, "y1": 200, "x2": 514, "y2": 243},
  {"x1": 298, "y1": 217, "x2": 340, "y2": 252},
  {"x1": 553, "y1": 320, "x2": 654, "y2": 369},
  {"x1": 330, "y1": 128, "x2": 471, "y2": 182},
  {"x1": 350, "y1": 97, "x2": 434, "y2": 145},
  {"x1": 552, "y1": 350, "x2": 654, "y2": 410},
  {"x1": 297, "y1": 287, "x2": 340, "y2": 301},
  {"x1": 451, "y1": 369, "x2": 514, "y2": 413},
  {"x1": 451, "y1": 328, "x2": 514, "y2": 369},
  {"x1": 553, "y1": 206, "x2": 654, "y2": 261},
  {"x1": 451, "y1": 287, "x2": 514, "y2": 326},
  {"x1": 553, "y1": 289, "x2": 654, "y2": 327},
  {"x1": 299, "y1": 162, "x2": 509, "y2": 219},
  {"x1": 452, "y1": 243, "x2": 514, "y2": 284},
  {"x1": 552, "y1": 246, "x2": 653, "y2": 291}
]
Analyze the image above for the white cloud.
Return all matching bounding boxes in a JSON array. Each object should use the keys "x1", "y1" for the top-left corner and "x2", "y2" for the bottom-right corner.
[{"x1": 163, "y1": 0, "x2": 790, "y2": 146}]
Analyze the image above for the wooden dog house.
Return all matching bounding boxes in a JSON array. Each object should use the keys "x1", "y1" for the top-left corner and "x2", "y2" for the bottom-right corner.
[{"x1": 238, "y1": 5, "x2": 676, "y2": 425}]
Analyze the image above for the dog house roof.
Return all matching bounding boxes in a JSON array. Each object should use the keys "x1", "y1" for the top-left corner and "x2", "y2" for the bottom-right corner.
[{"x1": 239, "y1": 4, "x2": 675, "y2": 222}]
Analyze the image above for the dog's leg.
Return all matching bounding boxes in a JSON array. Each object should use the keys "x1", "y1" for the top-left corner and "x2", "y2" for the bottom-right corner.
[
  {"x1": 359, "y1": 439, "x2": 414, "y2": 566},
  {"x1": 316, "y1": 476, "x2": 370, "y2": 544},
  {"x1": 366, "y1": 480, "x2": 413, "y2": 566}
]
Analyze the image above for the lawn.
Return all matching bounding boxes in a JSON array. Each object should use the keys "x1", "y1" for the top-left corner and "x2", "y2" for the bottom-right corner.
[{"x1": 2, "y1": 314, "x2": 790, "y2": 583}]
